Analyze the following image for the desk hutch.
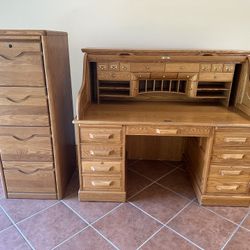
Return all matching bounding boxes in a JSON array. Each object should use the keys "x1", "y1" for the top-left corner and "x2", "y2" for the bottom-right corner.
[{"x1": 74, "y1": 49, "x2": 250, "y2": 207}]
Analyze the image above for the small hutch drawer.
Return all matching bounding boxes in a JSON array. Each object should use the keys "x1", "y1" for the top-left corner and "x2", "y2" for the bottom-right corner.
[
  {"x1": 165, "y1": 63, "x2": 199, "y2": 72},
  {"x1": 130, "y1": 63, "x2": 165, "y2": 72}
]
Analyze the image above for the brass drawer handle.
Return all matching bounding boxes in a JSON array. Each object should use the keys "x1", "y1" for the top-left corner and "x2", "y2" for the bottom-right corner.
[
  {"x1": 5, "y1": 96, "x2": 31, "y2": 103},
  {"x1": 90, "y1": 165, "x2": 113, "y2": 172},
  {"x1": 221, "y1": 154, "x2": 245, "y2": 160},
  {"x1": 88, "y1": 133, "x2": 113, "y2": 140},
  {"x1": 90, "y1": 150, "x2": 114, "y2": 157},
  {"x1": 91, "y1": 180, "x2": 113, "y2": 187},
  {"x1": 216, "y1": 185, "x2": 239, "y2": 191},
  {"x1": 156, "y1": 129, "x2": 178, "y2": 135},
  {"x1": 224, "y1": 137, "x2": 247, "y2": 143},
  {"x1": 220, "y1": 170, "x2": 242, "y2": 176}
]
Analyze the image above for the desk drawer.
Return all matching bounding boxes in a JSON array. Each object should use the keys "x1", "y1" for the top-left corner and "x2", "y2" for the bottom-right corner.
[
  {"x1": 4, "y1": 168, "x2": 56, "y2": 194},
  {"x1": 206, "y1": 179, "x2": 249, "y2": 194},
  {"x1": 97, "y1": 71, "x2": 131, "y2": 81},
  {"x1": 81, "y1": 144, "x2": 122, "y2": 160},
  {"x1": 212, "y1": 148, "x2": 250, "y2": 164},
  {"x1": 130, "y1": 63, "x2": 165, "y2": 72},
  {"x1": 214, "y1": 128, "x2": 250, "y2": 147},
  {"x1": 126, "y1": 125, "x2": 211, "y2": 137},
  {"x1": 165, "y1": 63, "x2": 199, "y2": 72},
  {"x1": 209, "y1": 164, "x2": 250, "y2": 181},
  {"x1": 80, "y1": 127, "x2": 122, "y2": 143},
  {"x1": 82, "y1": 161, "x2": 122, "y2": 174},
  {"x1": 82, "y1": 176, "x2": 122, "y2": 191},
  {"x1": 199, "y1": 73, "x2": 233, "y2": 82}
]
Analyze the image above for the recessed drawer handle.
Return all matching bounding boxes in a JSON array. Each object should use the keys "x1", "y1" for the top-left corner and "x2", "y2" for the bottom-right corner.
[
  {"x1": 17, "y1": 169, "x2": 39, "y2": 175},
  {"x1": 216, "y1": 185, "x2": 239, "y2": 191},
  {"x1": 220, "y1": 170, "x2": 242, "y2": 176},
  {"x1": 91, "y1": 180, "x2": 113, "y2": 187},
  {"x1": 89, "y1": 133, "x2": 113, "y2": 140},
  {"x1": 224, "y1": 137, "x2": 247, "y2": 143},
  {"x1": 12, "y1": 134, "x2": 37, "y2": 141},
  {"x1": 5, "y1": 96, "x2": 31, "y2": 103},
  {"x1": 0, "y1": 52, "x2": 25, "y2": 60},
  {"x1": 156, "y1": 129, "x2": 178, "y2": 135},
  {"x1": 221, "y1": 154, "x2": 245, "y2": 160},
  {"x1": 90, "y1": 150, "x2": 114, "y2": 157},
  {"x1": 90, "y1": 165, "x2": 113, "y2": 172}
]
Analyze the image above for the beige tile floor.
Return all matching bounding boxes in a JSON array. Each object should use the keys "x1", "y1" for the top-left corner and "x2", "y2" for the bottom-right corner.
[{"x1": 0, "y1": 160, "x2": 249, "y2": 250}]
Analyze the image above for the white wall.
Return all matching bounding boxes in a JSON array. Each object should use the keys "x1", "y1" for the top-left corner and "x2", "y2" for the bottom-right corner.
[{"x1": 1, "y1": 0, "x2": 250, "y2": 109}]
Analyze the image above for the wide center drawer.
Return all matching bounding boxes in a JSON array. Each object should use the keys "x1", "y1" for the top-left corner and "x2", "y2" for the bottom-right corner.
[
  {"x1": 81, "y1": 161, "x2": 122, "y2": 174},
  {"x1": 0, "y1": 127, "x2": 53, "y2": 162},
  {"x1": 126, "y1": 125, "x2": 212, "y2": 137},
  {"x1": 130, "y1": 63, "x2": 165, "y2": 72},
  {"x1": 0, "y1": 53, "x2": 45, "y2": 87},
  {"x1": 165, "y1": 63, "x2": 199, "y2": 72},
  {"x1": 80, "y1": 127, "x2": 122, "y2": 143},
  {"x1": 81, "y1": 144, "x2": 122, "y2": 160}
]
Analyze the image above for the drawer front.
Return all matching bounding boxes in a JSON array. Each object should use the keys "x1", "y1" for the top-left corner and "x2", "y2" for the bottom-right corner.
[
  {"x1": 211, "y1": 64, "x2": 223, "y2": 72},
  {"x1": 150, "y1": 72, "x2": 177, "y2": 79},
  {"x1": 0, "y1": 135, "x2": 53, "y2": 162},
  {"x1": 178, "y1": 73, "x2": 197, "y2": 79},
  {"x1": 0, "y1": 54, "x2": 45, "y2": 87},
  {"x1": 0, "y1": 41, "x2": 41, "y2": 55},
  {"x1": 130, "y1": 63, "x2": 165, "y2": 72},
  {"x1": 98, "y1": 71, "x2": 131, "y2": 81},
  {"x1": 214, "y1": 132, "x2": 250, "y2": 147},
  {"x1": 81, "y1": 144, "x2": 122, "y2": 159},
  {"x1": 200, "y1": 64, "x2": 211, "y2": 72},
  {"x1": 209, "y1": 165, "x2": 250, "y2": 181},
  {"x1": 223, "y1": 64, "x2": 235, "y2": 73},
  {"x1": 2, "y1": 161, "x2": 54, "y2": 171},
  {"x1": 80, "y1": 127, "x2": 122, "y2": 143},
  {"x1": 212, "y1": 149, "x2": 250, "y2": 164},
  {"x1": 120, "y1": 63, "x2": 130, "y2": 72},
  {"x1": 199, "y1": 73, "x2": 233, "y2": 82},
  {"x1": 82, "y1": 161, "x2": 122, "y2": 174},
  {"x1": 165, "y1": 63, "x2": 199, "y2": 72},
  {"x1": 82, "y1": 176, "x2": 122, "y2": 191},
  {"x1": 131, "y1": 73, "x2": 151, "y2": 80},
  {"x1": 126, "y1": 125, "x2": 211, "y2": 137},
  {"x1": 4, "y1": 169, "x2": 56, "y2": 194},
  {"x1": 206, "y1": 179, "x2": 249, "y2": 194}
]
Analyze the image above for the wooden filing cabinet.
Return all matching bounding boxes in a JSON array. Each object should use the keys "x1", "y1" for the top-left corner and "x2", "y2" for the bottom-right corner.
[{"x1": 0, "y1": 30, "x2": 75, "y2": 199}]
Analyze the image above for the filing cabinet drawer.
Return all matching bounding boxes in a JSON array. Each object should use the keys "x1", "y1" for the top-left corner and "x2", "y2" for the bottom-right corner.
[
  {"x1": 82, "y1": 161, "x2": 122, "y2": 174},
  {"x1": 81, "y1": 144, "x2": 122, "y2": 159},
  {"x1": 165, "y1": 63, "x2": 199, "y2": 72},
  {"x1": 212, "y1": 148, "x2": 250, "y2": 164},
  {"x1": 209, "y1": 164, "x2": 250, "y2": 181},
  {"x1": 206, "y1": 179, "x2": 249, "y2": 194},
  {"x1": 126, "y1": 125, "x2": 211, "y2": 137},
  {"x1": 80, "y1": 127, "x2": 122, "y2": 143},
  {"x1": 0, "y1": 53, "x2": 45, "y2": 87},
  {"x1": 98, "y1": 71, "x2": 131, "y2": 81},
  {"x1": 0, "y1": 134, "x2": 53, "y2": 162},
  {"x1": 4, "y1": 168, "x2": 56, "y2": 194},
  {"x1": 214, "y1": 132, "x2": 250, "y2": 147},
  {"x1": 199, "y1": 73, "x2": 233, "y2": 82},
  {"x1": 130, "y1": 63, "x2": 165, "y2": 72},
  {"x1": 82, "y1": 176, "x2": 122, "y2": 191}
]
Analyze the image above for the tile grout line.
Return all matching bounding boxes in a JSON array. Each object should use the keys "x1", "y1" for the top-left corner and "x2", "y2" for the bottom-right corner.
[
  {"x1": 220, "y1": 210, "x2": 250, "y2": 250},
  {"x1": 0, "y1": 224, "x2": 13, "y2": 234},
  {"x1": 15, "y1": 201, "x2": 61, "y2": 225},
  {"x1": 61, "y1": 200, "x2": 120, "y2": 250},
  {"x1": 0, "y1": 204, "x2": 35, "y2": 250}
]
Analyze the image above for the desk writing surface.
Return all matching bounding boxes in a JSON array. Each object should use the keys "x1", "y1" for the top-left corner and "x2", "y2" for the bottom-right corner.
[{"x1": 80, "y1": 102, "x2": 250, "y2": 127}]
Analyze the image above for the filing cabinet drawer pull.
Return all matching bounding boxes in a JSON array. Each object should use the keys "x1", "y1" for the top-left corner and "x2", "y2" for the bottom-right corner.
[
  {"x1": 221, "y1": 154, "x2": 245, "y2": 160},
  {"x1": 90, "y1": 165, "x2": 113, "y2": 172},
  {"x1": 220, "y1": 170, "x2": 242, "y2": 176},
  {"x1": 156, "y1": 129, "x2": 178, "y2": 135},
  {"x1": 90, "y1": 150, "x2": 114, "y2": 157},
  {"x1": 224, "y1": 137, "x2": 247, "y2": 143},
  {"x1": 216, "y1": 185, "x2": 239, "y2": 191},
  {"x1": 89, "y1": 133, "x2": 113, "y2": 140},
  {"x1": 91, "y1": 180, "x2": 113, "y2": 187},
  {"x1": 5, "y1": 96, "x2": 31, "y2": 103}
]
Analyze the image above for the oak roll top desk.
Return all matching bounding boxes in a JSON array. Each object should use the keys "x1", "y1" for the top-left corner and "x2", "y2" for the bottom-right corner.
[{"x1": 74, "y1": 49, "x2": 250, "y2": 206}]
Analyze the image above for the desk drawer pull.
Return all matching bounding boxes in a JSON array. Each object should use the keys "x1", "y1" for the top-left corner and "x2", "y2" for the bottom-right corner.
[
  {"x1": 216, "y1": 185, "x2": 239, "y2": 191},
  {"x1": 90, "y1": 165, "x2": 113, "y2": 172},
  {"x1": 221, "y1": 154, "x2": 244, "y2": 160},
  {"x1": 220, "y1": 170, "x2": 242, "y2": 176},
  {"x1": 156, "y1": 129, "x2": 178, "y2": 135},
  {"x1": 90, "y1": 150, "x2": 113, "y2": 157},
  {"x1": 91, "y1": 180, "x2": 113, "y2": 187},
  {"x1": 224, "y1": 137, "x2": 247, "y2": 143},
  {"x1": 88, "y1": 133, "x2": 113, "y2": 140},
  {"x1": 5, "y1": 96, "x2": 31, "y2": 103}
]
